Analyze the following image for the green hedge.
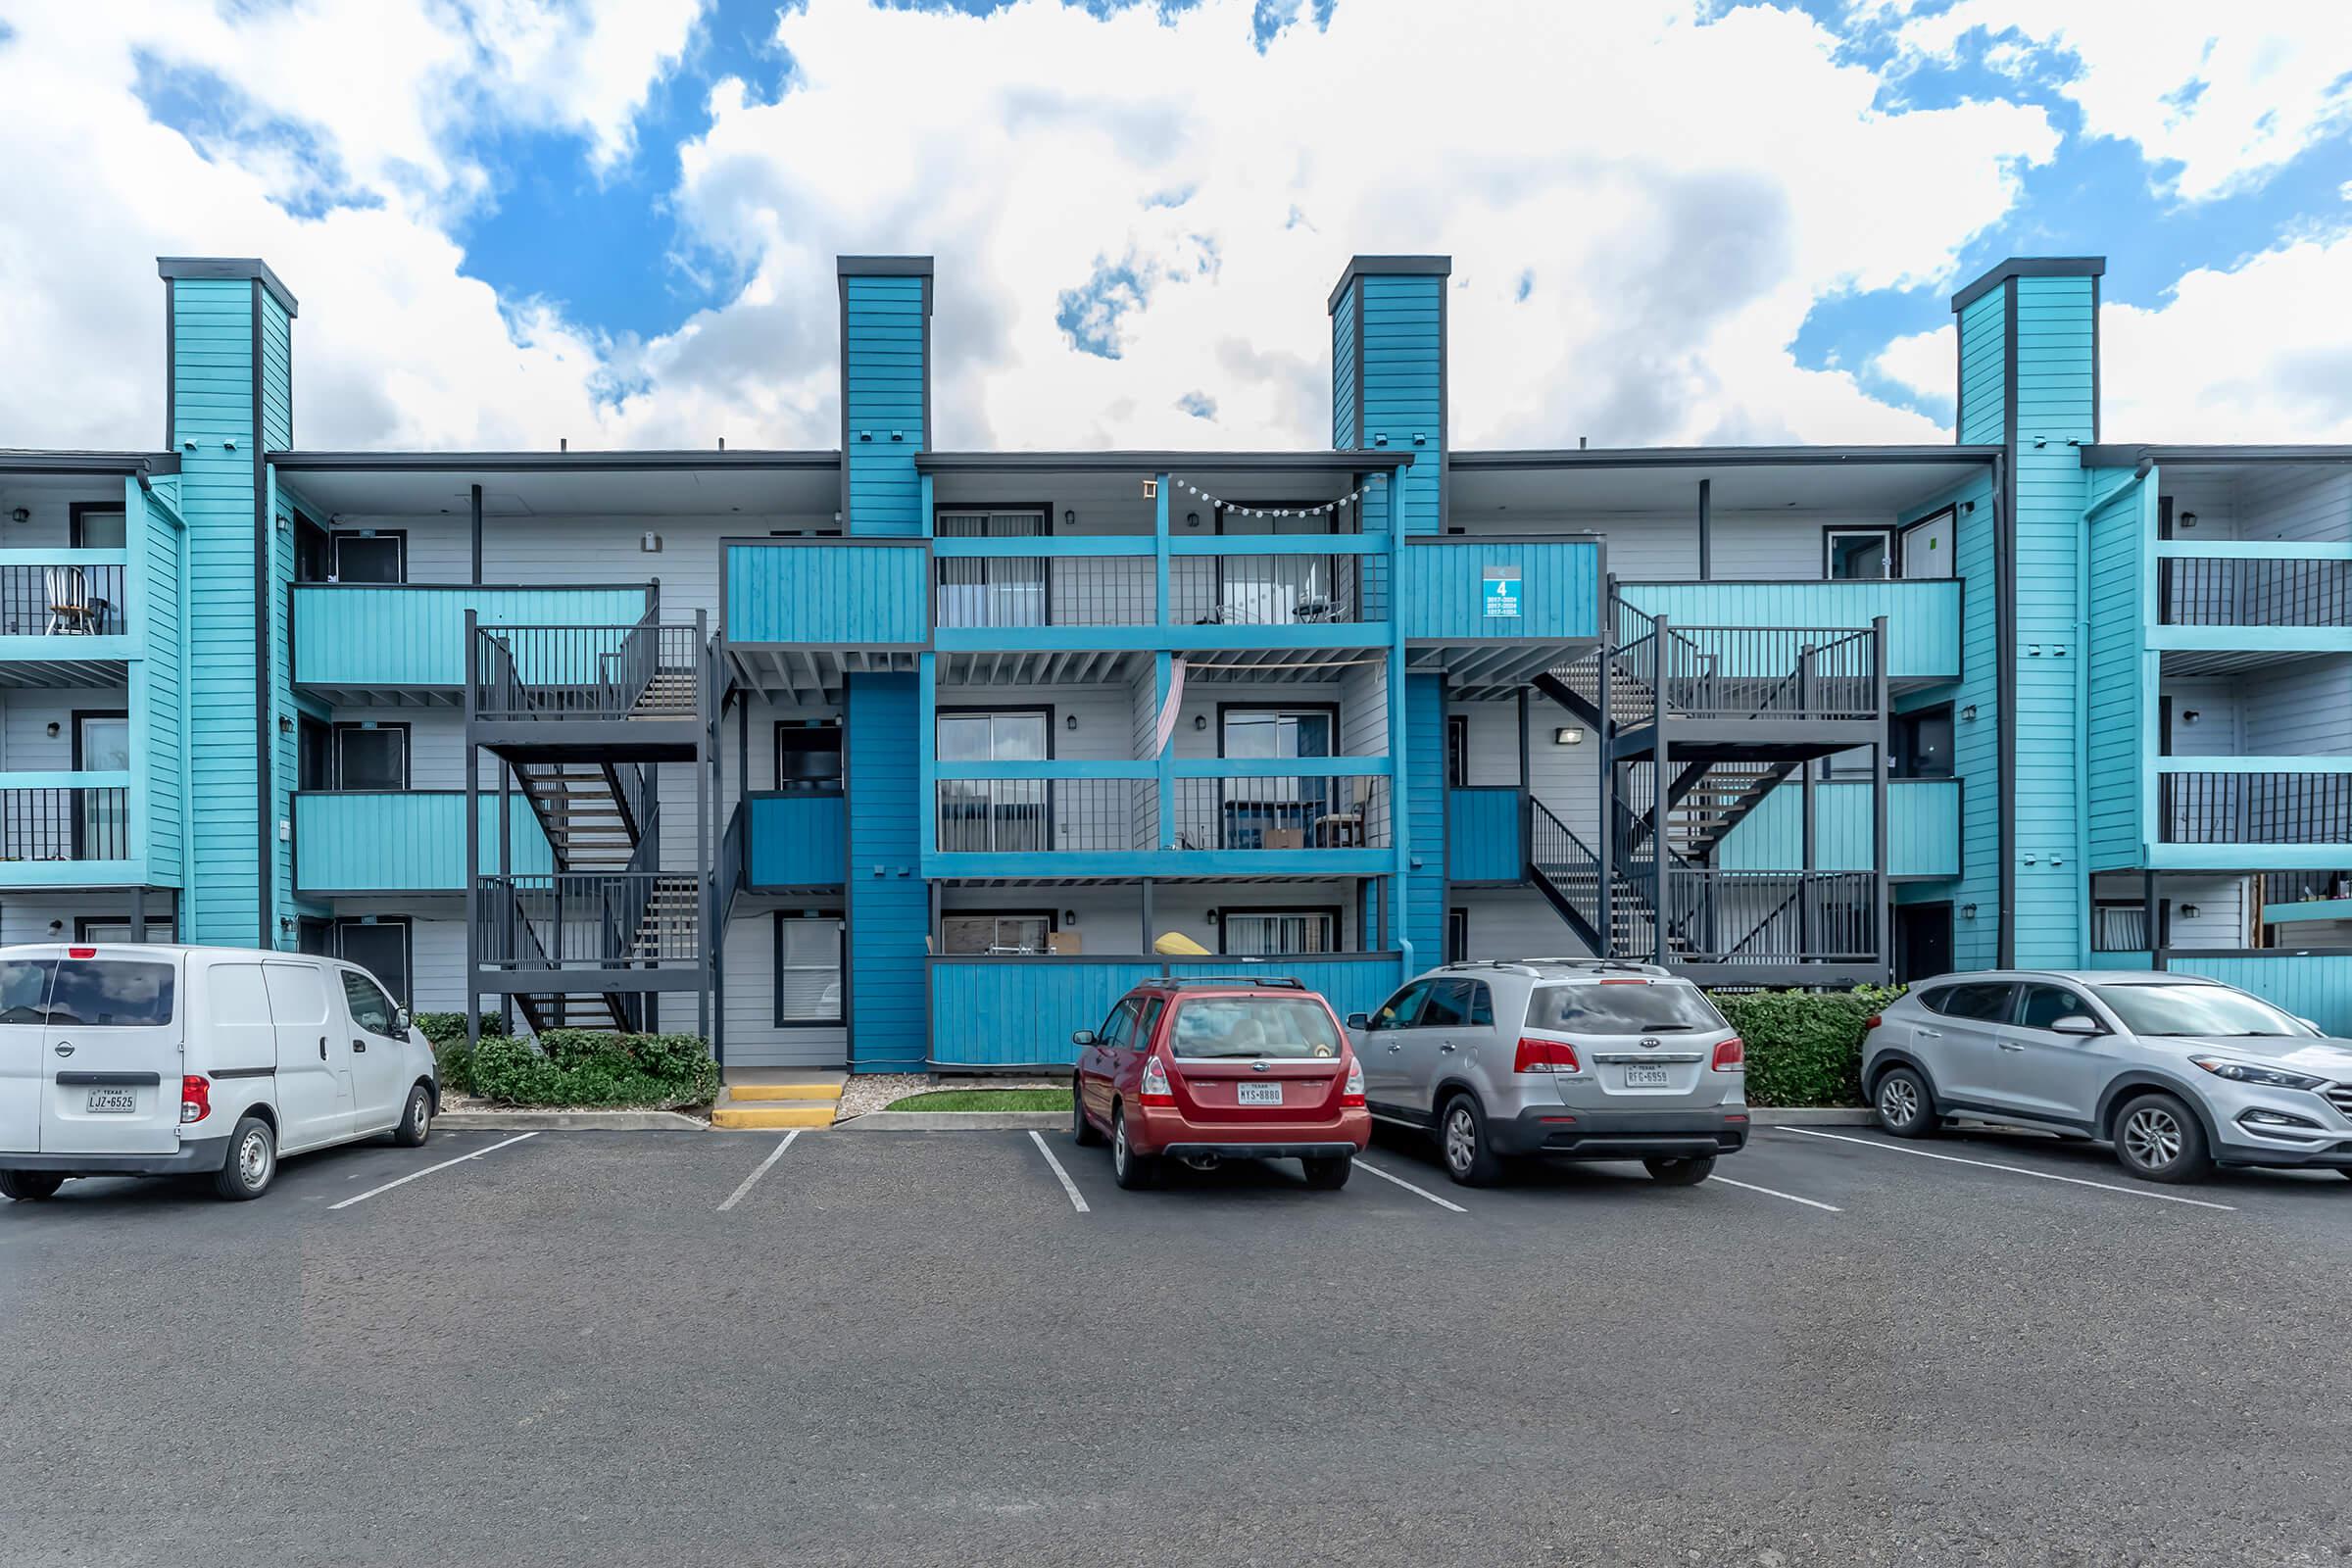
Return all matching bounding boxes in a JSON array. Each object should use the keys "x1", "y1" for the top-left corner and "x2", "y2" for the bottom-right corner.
[
  {"x1": 467, "y1": 1030, "x2": 719, "y2": 1110},
  {"x1": 1708, "y1": 985, "x2": 1903, "y2": 1107},
  {"x1": 413, "y1": 1013, "x2": 493, "y2": 1097}
]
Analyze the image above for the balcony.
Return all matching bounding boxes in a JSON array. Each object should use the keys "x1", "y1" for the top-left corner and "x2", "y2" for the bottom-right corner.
[
  {"x1": 2152, "y1": 760, "x2": 2352, "y2": 870},
  {"x1": 0, "y1": 771, "x2": 138, "y2": 886},
  {"x1": 466, "y1": 616, "x2": 709, "y2": 759},
  {"x1": 288, "y1": 583, "x2": 657, "y2": 701},
  {"x1": 1446, "y1": 786, "x2": 1524, "y2": 883},
  {"x1": 743, "y1": 792, "x2": 847, "y2": 890},
  {"x1": 2150, "y1": 542, "x2": 2352, "y2": 665},
  {"x1": 292, "y1": 791, "x2": 553, "y2": 895},
  {"x1": 0, "y1": 552, "x2": 135, "y2": 681},
  {"x1": 1714, "y1": 777, "x2": 1963, "y2": 881},
  {"x1": 1616, "y1": 579, "x2": 1962, "y2": 686},
  {"x1": 472, "y1": 870, "x2": 706, "y2": 992},
  {"x1": 925, "y1": 760, "x2": 1393, "y2": 878}
]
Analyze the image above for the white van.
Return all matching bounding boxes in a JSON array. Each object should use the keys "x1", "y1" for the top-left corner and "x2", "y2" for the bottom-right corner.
[{"x1": 0, "y1": 944, "x2": 440, "y2": 1202}]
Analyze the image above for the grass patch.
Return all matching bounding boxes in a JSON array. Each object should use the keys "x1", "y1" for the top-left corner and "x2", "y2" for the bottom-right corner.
[{"x1": 887, "y1": 1088, "x2": 1073, "y2": 1113}]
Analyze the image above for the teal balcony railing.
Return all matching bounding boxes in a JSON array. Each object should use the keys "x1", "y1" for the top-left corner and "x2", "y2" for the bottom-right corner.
[
  {"x1": 290, "y1": 583, "x2": 656, "y2": 689},
  {"x1": 292, "y1": 791, "x2": 553, "y2": 894},
  {"x1": 1400, "y1": 538, "x2": 1602, "y2": 641},
  {"x1": 1618, "y1": 579, "x2": 1962, "y2": 683},
  {"x1": 1446, "y1": 786, "x2": 1524, "y2": 882},
  {"x1": 1715, "y1": 776, "x2": 1962, "y2": 880},
  {"x1": 2151, "y1": 760, "x2": 2352, "y2": 870},
  {"x1": 746, "y1": 792, "x2": 848, "y2": 888},
  {"x1": 0, "y1": 770, "x2": 138, "y2": 886}
]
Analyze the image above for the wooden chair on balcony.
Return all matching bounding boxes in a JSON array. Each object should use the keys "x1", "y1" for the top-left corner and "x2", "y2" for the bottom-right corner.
[{"x1": 44, "y1": 567, "x2": 107, "y2": 636}]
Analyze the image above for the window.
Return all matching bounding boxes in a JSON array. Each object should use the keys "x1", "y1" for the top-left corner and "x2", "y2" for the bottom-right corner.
[
  {"x1": 1446, "y1": 714, "x2": 1469, "y2": 788},
  {"x1": 340, "y1": 969, "x2": 398, "y2": 1038},
  {"x1": 1422, "y1": 979, "x2": 1493, "y2": 1028},
  {"x1": 0, "y1": 960, "x2": 50, "y2": 1024},
  {"x1": 1221, "y1": 707, "x2": 1335, "y2": 760},
  {"x1": 1219, "y1": 907, "x2": 1337, "y2": 956},
  {"x1": 69, "y1": 505, "x2": 126, "y2": 549},
  {"x1": 1891, "y1": 706, "x2": 1955, "y2": 780},
  {"x1": 1446, "y1": 907, "x2": 1469, "y2": 965},
  {"x1": 1924, "y1": 981, "x2": 2014, "y2": 1022},
  {"x1": 2092, "y1": 904, "x2": 2151, "y2": 953},
  {"x1": 74, "y1": 916, "x2": 175, "y2": 945},
  {"x1": 2093, "y1": 982, "x2": 2314, "y2": 1039},
  {"x1": 1095, "y1": 999, "x2": 1140, "y2": 1049},
  {"x1": 329, "y1": 531, "x2": 406, "y2": 583},
  {"x1": 1135, "y1": 998, "x2": 1165, "y2": 1050},
  {"x1": 774, "y1": 914, "x2": 845, "y2": 1026},
  {"x1": 1168, "y1": 996, "x2": 1344, "y2": 1058},
  {"x1": 1369, "y1": 980, "x2": 1430, "y2": 1030},
  {"x1": 935, "y1": 510, "x2": 1049, "y2": 628},
  {"x1": 334, "y1": 919, "x2": 412, "y2": 1009},
  {"x1": 936, "y1": 710, "x2": 1052, "y2": 854},
  {"x1": 2015, "y1": 983, "x2": 2098, "y2": 1032},
  {"x1": 941, "y1": 911, "x2": 1054, "y2": 955},
  {"x1": 1526, "y1": 982, "x2": 1726, "y2": 1035},
  {"x1": 775, "y1": 724, "x2": 843, "y2": 792},
  {"x1": 1212, "y1": 506, "x2": 1343, "y2": 624},
  {"x1": 72, "y1": 710, "x2": 129, "y2": 858},
  {"x1": 298, "y1": 714, "x2": 333, "y2": 792},
  {"x1": 332, "y1": 723, "x2": 409, "y2": 790},
  {"x1": 1825, "y1": 528, "x2": 1891, "y2": 580},
  {"x1": 47, "y1": 958, "x2": 176, "y2": 1027},
  {"x1": 295, "y1": 514, "x2": 333, "y2": 583}
]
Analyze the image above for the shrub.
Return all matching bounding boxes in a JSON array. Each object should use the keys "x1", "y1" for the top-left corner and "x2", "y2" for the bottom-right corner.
[
  {"x1": 413, "y1": 1013, "x2": 498, "y2": 1098},
  {"x1": 466, "y1": 1031, "x2": 719, "y2": 1110},
  {"x1": 1707, "y1": 984, "x2": 1904, "y2": 1107}
]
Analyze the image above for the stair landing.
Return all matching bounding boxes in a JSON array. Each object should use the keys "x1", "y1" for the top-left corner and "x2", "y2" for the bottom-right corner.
[{"x1": 712, "y1": 1069, "x2": 845, "y2": 1130}]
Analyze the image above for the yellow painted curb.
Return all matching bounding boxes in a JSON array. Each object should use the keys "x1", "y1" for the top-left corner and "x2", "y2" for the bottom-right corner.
[
  {"x1": 725, "y1": 1083, "x2": 844, "y2": 1102},
  {"x1": 711, "y1": 1102, "x2": 837, "y2": 1130}
]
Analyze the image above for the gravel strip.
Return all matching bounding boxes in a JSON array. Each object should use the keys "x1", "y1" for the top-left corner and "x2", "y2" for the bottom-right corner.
[{"x1": 836, "y1": 1072, "x2": 1064, "y2": 1119}]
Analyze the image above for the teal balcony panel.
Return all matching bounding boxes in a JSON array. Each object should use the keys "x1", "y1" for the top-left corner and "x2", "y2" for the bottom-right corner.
[
  {"x1": 747, "y1": 792, "x2": 847, "y2": 888},
  {"x1": 2150, "y1": 759, "x2": 2352, "y2": 871},
  {"x1": 723, "y1": 539, "x2": 929, "y2": 646},
  {"x1": 1447, "y1": 787, "x2": 1524, "y2": 882},
  {"x1": 1400, "y1": 538, "x2": 1601, "y2": 641},
  {"x1": 927, "y1": 954, "x2": 1408, "y2": 1069},
  {"x1": 0, "y1": 770, "x2": 140, "y2": 887},
  {"x1": 1619, "y1": 579, "x2": 1963, "y2": 683},
  {"x1": 293, "y1": 791, "x2": 553, "y2": 894},
  {"x1": 290, "y1": 585, "x2": 655, "y2": 690},
  {"x1": 1715, "y1": 777, "x2": 1962, "y2": 880}
]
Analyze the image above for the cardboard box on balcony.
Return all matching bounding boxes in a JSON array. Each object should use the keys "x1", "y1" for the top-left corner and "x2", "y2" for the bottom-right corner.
[
  {"x1": 1048, "y1": 930, "x2": 1082, "y2": 955},
  {"x1": 1262, "y1": 828, "x2": 1305, "y2": 850}
]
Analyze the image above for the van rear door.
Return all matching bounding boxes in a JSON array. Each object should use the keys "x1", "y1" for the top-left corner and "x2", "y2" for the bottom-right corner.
[
  {"x1": 40, "y1": 950, "x2": 182, "y2": 1157},
  {"x1": 0, "y1": 955, "x2": 50, "y2": 1153}
]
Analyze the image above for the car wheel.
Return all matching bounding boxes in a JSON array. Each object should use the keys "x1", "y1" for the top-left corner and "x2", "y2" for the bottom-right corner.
[
  {"x1": 0, "y1": 1171, "x2": 64, "y2": 1201},
  {"x1": 1301, "y1": 1154, "x2": 1352, "y2": 1191},
  {"x1": 1110, "y1": 1107, "x2": 1156, "y2": 1191},
  {"x1": 391, "y1": 1085, "x2": 433, "y2": 1149},
  {"x1": 212, "y1": 1116, "x2": 276, "y2": 1202},
  {"x1": 1873, "y1": 1065, "x2": 1937, "y2": 1139},
  {"x1": 1439, "y1": 1094, "x2": 1504, "y2": 1187},
  {"x1": 1643, "y1": 1155, "x2": 1715, "y2": 1186},
  {"x1": 1070, "y1": 1079, "x2": 1102, "y2": 1147},
  {"x1": 2113, "y1": 1093, "x2": 2210, "y2": 1184}
]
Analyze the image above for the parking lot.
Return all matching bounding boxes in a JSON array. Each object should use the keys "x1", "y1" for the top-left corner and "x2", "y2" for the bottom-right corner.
[{"x1": 6, "y1": 1120, "x2": 2350, "y2": 1568}]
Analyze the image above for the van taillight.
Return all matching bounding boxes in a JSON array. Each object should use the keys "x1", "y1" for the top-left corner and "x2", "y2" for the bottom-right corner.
[
  {"x1": 1139, "y1": 1054, "x2": 1175, "y2": 1106},
  {"x1": 1711, "y1": 1038, "x2": 1745, "y2": 1072},
  {"x1": 180, "y1": 1075, "x2": 211, "y2": 1124},
  {"x1": 1514, "y1": 1037, "x2": 1579, "y2": 1074},
  {"x1": 68, "y1": 947, "x2": 95, "y2": 958}
]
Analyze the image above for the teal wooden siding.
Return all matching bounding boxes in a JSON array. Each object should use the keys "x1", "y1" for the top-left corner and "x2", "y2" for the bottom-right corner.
[
  {"x1": 747, "y1": 793, "x2": 848, "y2": 887},
  {"x1": 1401, "y1": 540, "x2": 1600, "y2": 640},
  {"x1": 135, "y1": 479, "x2": 186, "y2": 887},
  {"x1": 1956, "y1": 287, "x2": 2006, "y2": 445},
  {"x1": 2086, "y1": 955, "x2": 2352, "y2": 1037},
  {"x1": 2012, "y1": 273, "x2": 2096, "y2": 966},
  {"x1": 2085, "y1": 470, "x2": 2151, "y2": 870},
  {"x1": 1400, "y1": 674, "x2": 1446, "y2": 964},
  {"x1": 1331, "y1": 282, "x2": 1359, "y2": 448},
  {"x1": 928, "y1": 956, "x2": 1407, "y2": 1068},
  {"x1": 1904, "y1": 470, "x2": 2000, "y2": 969},
  {"x1": 843, "y1": 274, "x2": 926, "y2": 535},
  {"x1": 1359, "y1": 275, "x2": 1443, "y2": 534},
  {"x1": 722, "y1": 543, "x2": 929, "y2": 645},
  {"x1": 847, "y1": 674, "x2": 926, "y2": 1070},
  {"x1": 1447, "y1": 788, "x2": 1523, "y2": 882},
  {"x1": 1618, "y1": 580, "x2": 1962, "y2": 681},
  {"x1": 293, "y1": 792, "x2": 551, "y2": 892},
  {"x1": 1715, "y1": 779, "x2": 1961, "y2": 880},
  {"x1": 289, "y1": 585, "x2": 652, "y2": 687},
  {"x1": 171, "y1": 276, "x2": 265, "y2": 947}
]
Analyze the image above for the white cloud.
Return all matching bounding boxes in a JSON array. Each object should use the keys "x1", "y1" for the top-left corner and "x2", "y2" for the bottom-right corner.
[{"x1": 1885, "y1": 0, "x2": 2352, "y2": 202}]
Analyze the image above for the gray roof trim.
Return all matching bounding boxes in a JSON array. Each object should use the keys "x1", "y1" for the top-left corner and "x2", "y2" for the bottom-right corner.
[
  {"x1": 157, "y1": 256, "x2": 299, "y2": 317},
  {"x1": 269, "y1": 450, "x2": 841, "y2": 473},
  {"x1": 1452, "y1": 445, "x2": 2002, "y2": 471},
  {"x1": 838, "y1": 256, "x2": 936, "y2": 283},
  {"x1": 0, "y1": 452, "x2": 180, "y2": 476},
  {"x1": 1327, "y1": 254, "x2": 1451, "y2": 315},
  {"x1": 915, "y1": 450, "x2": 1419, "y2": 472},
  {"x1": 1949, "y1": 256, "x2": 2104, "y2": 314},
  {"x1": 2080, "y1": 443, "x2": 2352, "y2": 467}
]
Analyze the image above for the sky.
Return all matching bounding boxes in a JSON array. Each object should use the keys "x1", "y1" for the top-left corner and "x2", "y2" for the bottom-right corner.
[{"x1": 0, "y1": 0, "x2": 2347, "y2": 455}]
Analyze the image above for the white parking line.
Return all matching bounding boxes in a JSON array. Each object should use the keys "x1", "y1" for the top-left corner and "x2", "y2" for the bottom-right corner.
[
  {"x1": 1707, "y1": 1174, "x2": 1841, "y2": 1212},
  {"x1": 1353, "y1": 1157, "x2": 1467, "y2": 1213},
  {"x1": 329, "y1": 1131, "x2": 539, "y2": 1210},
  {"x1": 1777, "y1": 1127, "x2": 2236, "y2": 1211},
  {"x1": 717, "y1": 1131, "x2": 800, "y2": 1213},
  {"x1": 1027, "y1": 1130, "x2": 1090, "y2": 1213}
]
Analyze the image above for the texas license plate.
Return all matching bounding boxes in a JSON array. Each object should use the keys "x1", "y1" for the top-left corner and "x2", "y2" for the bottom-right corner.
[
  {"x1": 1238, "y1": 1083, "x2": 1284, "y2": 1106},
  {"x1": 1623, "y1": 1066, "x2": 1671, "y2": 1090},
  {"x1": 85, "y1": 1088, "x2": 137, "y2": 1114}
]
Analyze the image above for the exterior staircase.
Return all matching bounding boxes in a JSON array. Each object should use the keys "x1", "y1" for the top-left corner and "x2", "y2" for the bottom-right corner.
[{"x1": 514, "y1": 761, "x2": 644, "y2": 870}]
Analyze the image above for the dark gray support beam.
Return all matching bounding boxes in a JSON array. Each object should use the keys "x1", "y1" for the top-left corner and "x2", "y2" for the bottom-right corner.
[
  {"x1": 469, "y1": 483, "x2": 483, "y2": 584},
  {"x1": 2146, "y1": 870, "x2": 2165, "y2": 971},
  {"x1": 1696, "y1": 478, "x2": 1711, "y2": 582},
  {"x1": 465, "y1": 609, "x2": 481, "y2": 1050},
  {"x1": 1595, "y1": 623, "x2": 1615, "y2": 957},
  {"x1": 1651, "y1": 618, "x2": 1671, "y2": 966},
  {"x1": 130, "y1": 886, "x2": 146, "y2": 943},
  {"x1": 1141, "y1": 880, "x2": 1154, "y2": 953},
  {"x1": 696, "y1": 608, "x2": 711, "y2": 1044},
  {"x1": 1871, "y1": 615, "x2": 1890, "y2": 977}
]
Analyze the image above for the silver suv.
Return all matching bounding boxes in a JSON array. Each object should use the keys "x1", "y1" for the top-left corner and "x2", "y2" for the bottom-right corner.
[
  {"x1": 1345, "y1": 958, "x2": 1747, "y2": 1187},
  {"x1": 1865, "y1": 970, "x2": 2352, "y2": 1184}
]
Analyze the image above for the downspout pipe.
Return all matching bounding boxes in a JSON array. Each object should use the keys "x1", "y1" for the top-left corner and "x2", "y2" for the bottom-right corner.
[{"x1": 2076, "y1": 469, "x2": 2147, "y2": 968}]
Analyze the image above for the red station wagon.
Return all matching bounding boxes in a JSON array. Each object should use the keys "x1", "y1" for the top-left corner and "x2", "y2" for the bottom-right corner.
[{"x1": 1070, "y1": 976, "x2": 1371, "y2": 1191}]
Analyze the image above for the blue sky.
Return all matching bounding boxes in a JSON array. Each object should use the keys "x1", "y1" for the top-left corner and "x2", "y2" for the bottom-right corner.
[{"x1": 3, "y1": 0, "x2": 2348, "y2": 452}]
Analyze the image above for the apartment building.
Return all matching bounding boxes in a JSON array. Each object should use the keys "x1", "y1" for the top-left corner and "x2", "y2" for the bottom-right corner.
[{"x1": 0, "y1": 251, "x2": 2343, "y2": 1069}]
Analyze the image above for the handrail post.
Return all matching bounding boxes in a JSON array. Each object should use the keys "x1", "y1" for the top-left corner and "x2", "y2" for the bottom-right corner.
[
  {"x1": 1650, "y1": 614, "x2": 1671, "y2": 966},
  {"x1": 1595, "y1": 618, "x2": 1615, "y2": 956},
  {"x1": 1872, "y1": 614, "x2": 1890, "y2": 975}
]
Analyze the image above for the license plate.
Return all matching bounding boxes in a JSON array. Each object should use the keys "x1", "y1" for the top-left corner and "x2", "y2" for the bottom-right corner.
[
  {"x1": 1238, "y1": 1083, "x2": 1284, "y2": 1106},
  {"x1": 85, "y1": 1088, "x2": 137, "y2": 1114},
  {"x1": 1622, "y1": 1066, "x2": 1671, "y2": 1090}
]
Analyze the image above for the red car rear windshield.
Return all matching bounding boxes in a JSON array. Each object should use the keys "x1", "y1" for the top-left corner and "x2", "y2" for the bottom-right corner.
[{"x1": 1167, "y1": 996, "x2": 1344, "y2": 1059}]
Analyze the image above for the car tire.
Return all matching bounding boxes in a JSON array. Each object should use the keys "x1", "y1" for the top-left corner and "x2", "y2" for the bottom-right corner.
[
  {"x1": 2112, "y1": 1092, "x2": 2210, "y2": 1184},
  {"x1": 390, "y1": 1085, "x2": 433, "y2": 1149},
  {"x1": 0, "y1": 1171, "x2": 64, "y2": 1201},
  {"x1": 1439, "y1": 1093, "x2": 1505, "y2": 1187},
  {"x1": 1110, "y1": 1107, "x2": 1156, "y2": 1191},
  {"x1": 1300, "y1": 1154, "x2": 1351, "y2": 1191},
  {"x1": 1873, "y1": 1065, "x2": 1937, "y2": 1139},
  {"x1": 1070, "y1": 1079, "x2": 1102, "y2": 1147},
  {"x1": 212, "y1": 1116, "x2": 276, "y2": 1202},
  {"x1": 1643, "y1": 1155, "x2": 1715, "y2": 1186}
]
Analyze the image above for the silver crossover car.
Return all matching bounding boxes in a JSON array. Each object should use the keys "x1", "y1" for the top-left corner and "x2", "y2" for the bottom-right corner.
[
  {"x1": 1346, "y1": 958, "x2": 1747, "y2": 1187},
  {"x1": 1865, "y1": 970, "x2": 2352, "y2": 1184}
]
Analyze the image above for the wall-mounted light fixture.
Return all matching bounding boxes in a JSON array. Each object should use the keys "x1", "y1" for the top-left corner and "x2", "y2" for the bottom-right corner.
[
  {"x1": 1061, "y1": 909, "x2": 1078, "y2": 926},
  {"x1": 2180, "y1": 904, "x2": 2201, "y2": 920},
  {"x1": 1063, "y1": 713, "x2": 1078, "y2": 732},
  {"x1": 2181, "y1": 710, "x2": 2200, "y2": 725},
  {"x1": 1553, "y1": 727, "x2": 1585, "y2": 746},
  {"x1": 1204, "y1": 909, "x2": 1220, "y2": 925},
  {"x1": 2179, "y1": 512, "x2": 2198, "y2": 530},
  {"x1": 640, "y1": 531, "x2": 663, "y2": 553},
  {"x1": 47, "y1": 919, "x2": 63, "y2": 934},
  {"x1": 1960, "y1": 705, "x2": 1978, "y2": 722},
  {"x1": 1063, "y1": 510, "x2": 1077, "y2": 527},
  {"x1": 44, "y1": 721, "x2": 59, "y2": 739},
  {"x1": 7, "y1": 508, "x2": 27, "y2": 524},
  {"x1": 1193, "y1": 713, "x2": 1208, "y2": 732},
  {"x1": 1185, "y1": 512, "x2": 1200, "y2": 529},
  {"x1": 278, "y1": 715, "x2": 293, "y2": 735}
]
